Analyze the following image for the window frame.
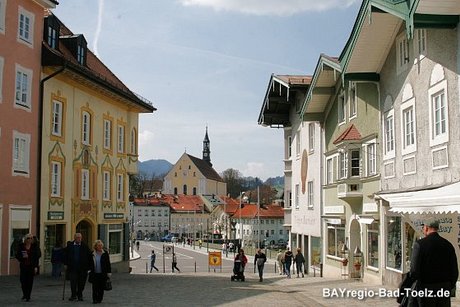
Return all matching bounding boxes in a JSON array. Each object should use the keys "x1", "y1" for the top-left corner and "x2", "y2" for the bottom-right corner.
[
  {"x1": 117, "y1": 125, "x2": 125, "y2": 154},
  {"x1": 383, "y1": 110, "x2": 395, "y2": 160},
  {"x1": 81, "y1": 169, "x2": 90, "y2": 200},
  {"x1": 414, "y1": 28, "x2": 427, "y2": 61},
  {"x1": 50, "y1": 161, "x2": 62, "y2": 197},
  {"x1": 294, "y1": 184, "x2": 299, "y2": 209},
  {"x1": 308, "y1": 123, "x2": 315, "y2": 152},
  {"x1": 338, "y1": 92, "x2": 345, "y2": 125},
  {"x1": 350, "y1": 149, "x2": 360, "y2": 177},
  {"x1": 117, "y1": 173, "x2": 124, "y2": 202},
  {"x1": 0, "y1": 0, "x2": 6, "y2": 34},
  {"x1": 327, "y1": 223, "x2": 345, "y2": 257},
  {"x1": 348, "y1": 82, "x2": 357, "y2": 119},
  {"x1": 82, "y1": 111, "x2": 91, "y2": 145},
  {"x1": 130, "y1": 128, "x2": 137, "y2": 155},
  {"x1": 51, "y1": 100, "x2": 63, "y2": 137},
  {"x1": 12, "y1": 131, "x2": 30, "y2": 176},
  {"x1": 367, "y1": 222, "x2": 379, "y2": 269},
  {"x1": 17, "y1": 6, "x2": 34, "y2": 46},
  {"x1": 14, "y1": 64, "x2": 32, "y2": 110},
  {"x1": 307, "y1": 180, "x2": 314, "y2": 209},
  {"x1": 103, "y1": 170, "x2": 111, "y2": 201},
  {"x1": 103, "y1": 119, "x2": 112, "y2": 150},
  {"x1": 428, "y1": 80, "x2": 448, "y2": 147},
  {"x1": 295, "y1": 131, "x2": 301, "y2": 157},
  {"x1": 401, "y1": 97, "x2": 416, "y2": 155},
  {"x1": 396, "y1": 33, "x2": 410, "y2": 74},
  {"x1": 365, "y1": 141, "x2": 377, "y2": 177}
]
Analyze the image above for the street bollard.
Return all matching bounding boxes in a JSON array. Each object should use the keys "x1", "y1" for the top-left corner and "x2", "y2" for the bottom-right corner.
[
  {"x1": 146, "y1": 262, "x2": 148, "y2": 273},
  {"x1": 195, "y1": 261, "x2": 196, "y2": 273}
]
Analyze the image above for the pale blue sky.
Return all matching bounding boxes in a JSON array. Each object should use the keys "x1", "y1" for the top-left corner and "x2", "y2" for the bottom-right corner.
[{"x1": 54, "y1": 0, "x2": 360, "y2": 180}]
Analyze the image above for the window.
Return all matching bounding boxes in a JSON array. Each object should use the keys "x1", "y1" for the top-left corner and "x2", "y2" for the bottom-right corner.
[
  {"x1": 46, "y1": 16, "x2": 59, "y2": 49},
  {"x1": 308, "y1": 123, "x2": 314, "y2": 152},
  {"x1": 350, "y1": 149, "x2": 360, "y2": 177},
  {"x1": 52, "y1": 100, "x2": 63, "y2": 137},
  {"x1": 50, "y1": 161, "x2": 62, "y2": 197},
  {"x1": 144, "y1": 209, "x2": 148, "y2": 216},
  {"x1": 15, "y1": 65, "x2": 32, "y2": 109},
  {"x1": 117, "y1": 174, "x2": 124, "y2": 201},
  {"x1": 130, "y1": 128, "x2": 137, "y2": 154},
  {"x1": 327, "y1": 223, "x2": 345, "y2": 257},
  {"x1": 10, "y1": 208, "x2": 31, "y2": 258},
  {"x1": 367, "y1": 222, "x2": 379, "y2": 268},
  {"x1": 366, "y1": 143, "x2": 376, "y2": 176},
  {"x1": 103, "y1": 119, "x2": 111, "y2": 150},
  {"x1": 295, "y1": 131, "x2": 300, "y2": 156},
  {"x1": 396, "y1": 33, "x2": 409, "y2": 73},
  {"x1": 103, "y1": 171, "x2": 111, "y2": 201},
  {"x1": 415, "y1": 29, "x2": 426, "y2": 60},
  {"x1": 117, "y1": 125, "x2": 125, "y2": 153},
  {"x1": 183, "y1": 184, "x2": 187, "y2": 195},
  {"x1": 307, "y1": 181, "x2": 313, "y2": 208},
  {"x1": 349, "y1": 82, "x2": 357, "y2": 118},
  {"x1": 339, "y1": 151, "x2": 348, "y2": 179},
  {"x1": 285, "y1": 190, "x2": 292, "y2": 208},
  {"x1": 82, "y1": 111, "x2": 91, "y2": 145},
  {"x1": 287, "y1": 136, "x2": 292, "y2": 158},
  {"x1": 326, "y1": 157, "x2": 334, "y2": 184},
  {"x1": 0, "y1": 0, "x2": 6, "y2": 33},
  {"x1": 384, "y1": 110, "x2": 395, "y2": 159},
  {"x1": 386, "y1": 216, "x2": 401, "y2": 270},
  {"x1": 338, "y1": 93, "x2": 345, "y2": 124},
  {"x1": 294, "y1": 184, "x2": 299, "y2": 209},
  {"x1": 12, "y1": 131, "x2": 30, "y2": 175},
  {"x1": 108, "y1": 224, "x2": 122, "y2": 255},
  {"x1": 18, "y1": 7, "x2": 34, "y2": 45},
  {"x1": 77, "y1": 44, "x2": 85, "y2": 65},
  {"x1": 81, "y1": 169, "x2": 90, "y2": 200},
  {"x1": 429, "y1": 86, "x2": 448, "y2": 146}
]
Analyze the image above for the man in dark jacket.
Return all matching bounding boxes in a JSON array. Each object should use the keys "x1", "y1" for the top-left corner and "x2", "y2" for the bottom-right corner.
[
  {"x1": 410, "y1": 218, "x2": 458, "y2": 307},
  {"x1": 64, "y1": 233, "x2": 92, "y2": 301},
  {"x1": 254, "y1": 248, "x2": 267, "y2": 282}
]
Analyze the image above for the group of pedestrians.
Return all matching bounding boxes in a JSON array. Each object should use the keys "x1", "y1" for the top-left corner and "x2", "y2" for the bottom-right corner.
[
  {"x1": 275, "y1": 248, "x2": 305, "y2": 278},
  {"x1": 15, "y1": 232, "x2": 112, "y2": 304}
]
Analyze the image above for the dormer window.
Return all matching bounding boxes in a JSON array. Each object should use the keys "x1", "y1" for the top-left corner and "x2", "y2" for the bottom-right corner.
[
  {"x1": 77, "y1": 44, "x2": 85, "y2": 65},
  {"x1": 60, "y1": 34, "x2": 87, "y2": 66},
  {"x1": 44, "y1": 15, "x2": 60, "y2": 49}
]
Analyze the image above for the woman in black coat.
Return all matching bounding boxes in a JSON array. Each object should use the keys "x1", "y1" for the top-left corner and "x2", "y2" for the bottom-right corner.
[
  {"x1": 89, "y1": 240, "x2": 111, "y2": 304},
  {"x1": 15, "y1": 234, "x2": 41, "y2": 302}
]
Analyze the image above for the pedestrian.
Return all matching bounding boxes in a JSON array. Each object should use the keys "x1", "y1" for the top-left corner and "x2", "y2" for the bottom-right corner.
[
  {"x1": 51, "y1": 241, "x2": 64, "y2": 278},
  {"x1": 408, "y1": 218, "x2": 458, "y2": 306},
  {"x1": 64, "y1": 233, "x2": 92, "y2": 301},
  {"x1": 136, "y1": 240, "x2": 140, "y2": 251},
  {"x1": 276, "y1": 249, "x2": 285, "y2": 275},
  {"x1": 222, "y1": 242, "x2": 227, "y2": 253},
  {"x1": 150, "y1": 250, "x2": 159, "y2": 272},
  {"x1": 294, "y1": 248, "x2": 305, "y2": 278},
  {"x1": 88, "y1": 240, "x2": 111, "y2": 304},
  {"x1": 198, "y1": 239, "x2": 202, "y2": 249},
  {"x1": 172, "y1": 253, "x2": 180, "y2": 273},
  {"x1": 15, "y1": 234, "x2": 41, "y2": 302},
  {"x1": 254, "y1": 248, "x2": 267, "y2": 282},
  {"x1": 284, "y1": 248, "x2": 293, "y2": 278}
]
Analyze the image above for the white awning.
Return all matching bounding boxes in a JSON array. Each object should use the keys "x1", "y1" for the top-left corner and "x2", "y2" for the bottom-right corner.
[{"x1": 379, "y1": 182, "x2": 460, "y2": 214}]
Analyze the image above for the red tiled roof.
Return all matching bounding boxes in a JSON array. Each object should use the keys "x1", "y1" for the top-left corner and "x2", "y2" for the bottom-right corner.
[
  {"x1": 187, "y1": 154, "x2": 224, "y2": 182},
  {"x1": 333, "y1": 124, "x2": 362, "y2": 144},
  {"x1": 276, "y1": 75, "x2": 312, "y2": 86},
  {"x1": 233, "y1": 203, "x2": 284, "y2": 219},
  {"x1": 160, "y1": 194, "x2": 205, "y2": 213}
]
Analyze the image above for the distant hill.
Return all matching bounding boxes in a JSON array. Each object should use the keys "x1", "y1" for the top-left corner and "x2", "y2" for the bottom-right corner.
[
  {"x1": 138, "y1": 159, "x2": 173, "y2": 178},
  {"x1": 264, "y1": 176, "x2": 284, "y2": 188}
]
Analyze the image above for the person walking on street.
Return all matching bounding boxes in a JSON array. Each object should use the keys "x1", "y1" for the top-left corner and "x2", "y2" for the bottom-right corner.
[
  {"x1": 136, "y1": 240, "x2": 140, "y2": 251},
  {"x1": 172, "y1": 253, "x2": 180, "y2": 273},
  {"x1": 51, "y1": 241, "x2": 64, "y2": 278},
  {"x1": 64, "y1": 233, "x2": 92, "y2": 301},
  {"x1": 254, "y1": 248, "x2": 267, "y2": 282},
  {"x1": 408, "y1": 218, "x2": 458, "y2": 307},
  {"x1": 88, "y1": 240, "x2": 111, "y2": 304},
  {"x1": 15, "y1": 234, "x2": 41, "y2": 302},
  {"x1": 284, "y1": 248, "x2": 293, "y2": 278},
  {"x1": 294, "y1": 248, "x2": 305, "y2": 278},
  {"x1": 276, "y1": 249, "x2": 285, "y2": 275},
  {"x1": 150, "y1": 250, "x2": 159, "y2": 272}
]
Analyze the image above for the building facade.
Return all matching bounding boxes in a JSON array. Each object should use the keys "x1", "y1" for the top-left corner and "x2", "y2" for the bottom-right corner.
[
  {"x1": 40, "y1": 14, "x2": 155, "y2": 272},
  {"x1": 0, "y1": 0, "x2": 57, "y2": 275},
  {"x1": 130, "y1": 198, "x2": 170, "y2": 240}
]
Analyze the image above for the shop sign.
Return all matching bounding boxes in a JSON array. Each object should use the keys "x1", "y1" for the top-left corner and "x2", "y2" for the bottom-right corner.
[
  {"x1": 104, "y1": 213, "x2": 124, "y2": 219},
  {"x1": 48, "y1": 211, "x2": 64, "y2": 220}
]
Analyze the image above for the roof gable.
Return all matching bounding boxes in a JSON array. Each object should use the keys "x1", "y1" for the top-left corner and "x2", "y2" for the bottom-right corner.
[{"x1": 333, "y1": 124, "x2": 363, "y2": 144}]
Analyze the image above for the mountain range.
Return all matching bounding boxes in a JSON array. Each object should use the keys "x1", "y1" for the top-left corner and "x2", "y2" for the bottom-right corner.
[{"x1": 138, "y1": 159, "x2": 173, "y2": 178}]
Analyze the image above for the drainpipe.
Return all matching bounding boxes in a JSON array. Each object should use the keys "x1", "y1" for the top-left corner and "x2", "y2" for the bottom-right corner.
[{"x1": 37, "y1": 65, "x2": 66, "y2": 243}]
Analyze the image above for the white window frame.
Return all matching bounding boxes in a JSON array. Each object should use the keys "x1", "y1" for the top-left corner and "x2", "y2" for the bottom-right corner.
[
  {"x1": 50, "y1": 161, "x2": 62, "y2": 197},
  {"x1": 365, "y1": 141, "x2": 377, "y2": 177},
  {"x1": 350, "y1": 149, "x2": 360, "y2": 177},
  {"x1": 12, "y1": 131, "x2": 30, "y2": 176},
  {"x1": 339, "y1": 151, "x2": 348, "y2": 179},
  {"x1": 308, "y1": 123, "x2": 314, "y2": 152},
  {"x1": 17, "y1": 6, "x2": 34, "y2": 46},
  {"x1": 294, "y1": 184, "x2": 299, "y2": 209},
  {"x1": 414, "y1": 29, "x2": 426, "y2": 62},
  {"x1": 0, "y1": 0, "x2": 6, "y2": 34},
  {"x1": 103, "y1": 171, "x2": 111, "y2": 201},
  {"x1": 117, "y1": 173, "x2": 124, "y2": 201},
  {"x1": 81, "y1": 169, "x2": 90, "y2": 200},
  {"x1": 326, "y1": 156, "x2": 334, "y2": 185},
  {"x1": 117, "y1": 125, "x2": 125, "y2": 154},
  {"x1": 348, "y1": 82, "x2": 357, "y2": 119},
  {"x1": 103, "y1": 119, "x2": 111, "y2": 150},
  {"x1": 401, "y1": 97, "x2": 416, "y2": 155},
  {"x1": 338, "y1": 92, "x2": 345, "y2": 125},
  {"x1": 295, "y1": 131, "x2": 301, "y2": 157},
  {"x1": 52, "y1": 100, "x2": 63, "y2": 137},
  {"x1": 396, "y1": 33, "x2": 410, "y2": 74},
  {"x1": 383, "y1": 110, "x2": 395, "y2": 160},
  {"x1": 307, "y1": 181, "x2": 314, "y2": 209},
  {"x1": 82, "y1": 111, "x2": 91, "y2": 145},
  {"x1": 130, "y1": 128, "x2": 137, "y2": 155},
  {"x1": 14, "y1": 64, "x2": 32, "y2": 110},
  {"x1": 428, "y1": 80, "x2": 448, "y2": 147},
  {"x1": 287, "y1": 135, "x2": 292, "y2": 158}
]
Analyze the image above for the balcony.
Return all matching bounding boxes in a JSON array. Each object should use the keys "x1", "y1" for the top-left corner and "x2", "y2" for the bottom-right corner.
[
  {"x1": 337, "y1": 182, "x2": 362, "y2": 199},
  {"x1": 283, "y1": 207, "x2": 292, "y2": 227},
  {"x1": 284, "y1": 159, "x2": 292, "y2": 173}
]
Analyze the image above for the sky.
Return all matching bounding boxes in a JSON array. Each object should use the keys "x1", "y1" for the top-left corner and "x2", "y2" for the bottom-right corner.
[{"x1": 54, "y1": 0, "x2": 361, "y2": 181}]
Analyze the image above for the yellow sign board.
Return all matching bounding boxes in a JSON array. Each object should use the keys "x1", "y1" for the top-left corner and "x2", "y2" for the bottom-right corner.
[{"x1": 208, "y1": 251, "x2": 222, "y2": 267}]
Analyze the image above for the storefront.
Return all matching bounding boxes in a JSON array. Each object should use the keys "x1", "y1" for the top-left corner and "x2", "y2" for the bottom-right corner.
[{"x1": 378, "y1": 182, "x2": 460, "y2": 287}]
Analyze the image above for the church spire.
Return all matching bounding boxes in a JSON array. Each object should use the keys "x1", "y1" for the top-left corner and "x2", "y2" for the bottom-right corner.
[{"x1": 203, "y1": 126, "x2": 212, "y2": 166}]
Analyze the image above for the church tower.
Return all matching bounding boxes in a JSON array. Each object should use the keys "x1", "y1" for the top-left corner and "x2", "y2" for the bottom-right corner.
[{"x1": 203, "y1": 126, "x2": 212, "y2": 166}]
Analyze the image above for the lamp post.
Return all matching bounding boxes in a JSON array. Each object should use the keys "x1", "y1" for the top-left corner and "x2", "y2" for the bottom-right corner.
[
  {"x1": 257, "y1": 186, "x2": 260, "y2": 249},
  {"x1": 239, "y1": 191, "x2": 245, "y2": 248}
]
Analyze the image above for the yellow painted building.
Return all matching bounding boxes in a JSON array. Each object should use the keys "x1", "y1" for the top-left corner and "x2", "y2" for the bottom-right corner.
[{"x1": 39, "y1": 14, "x2": 155, "y2": 272}]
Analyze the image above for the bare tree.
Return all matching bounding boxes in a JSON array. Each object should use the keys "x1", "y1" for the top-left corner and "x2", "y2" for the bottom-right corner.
[{"x1": 220, "y1": 168, "x2": 244, "y2": 198}]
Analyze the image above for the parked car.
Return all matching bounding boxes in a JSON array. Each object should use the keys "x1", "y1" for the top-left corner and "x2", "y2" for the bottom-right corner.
[
  {"x1": 161, "y1": 234, "x2": 174, "y2": 242},
  {"x1": 171, "y1": 236, "x2": 179, "y2": 243}
]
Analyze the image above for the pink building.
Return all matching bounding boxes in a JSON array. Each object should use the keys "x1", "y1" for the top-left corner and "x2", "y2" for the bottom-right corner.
[{"x1": 0, "y1": 0, "x2": 57, "y2": 275}]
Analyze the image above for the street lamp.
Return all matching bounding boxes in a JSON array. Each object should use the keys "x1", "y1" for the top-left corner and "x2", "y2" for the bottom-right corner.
[{"x1": 239, "y1": 191, "x2": 245, "y2": 249}]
